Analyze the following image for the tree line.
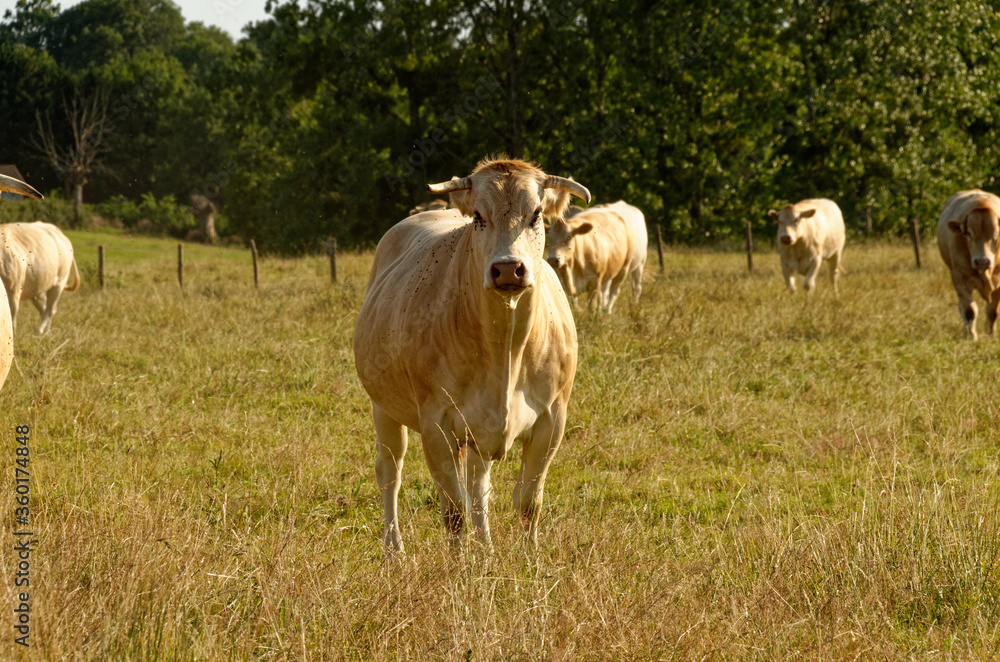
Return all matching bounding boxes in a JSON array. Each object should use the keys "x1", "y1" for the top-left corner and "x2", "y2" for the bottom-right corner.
[{"x1": 2, "y1": 0, "x2": 1000, "y2": 253}]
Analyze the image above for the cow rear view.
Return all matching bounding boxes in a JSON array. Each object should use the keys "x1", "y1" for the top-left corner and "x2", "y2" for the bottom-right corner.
[
  {"x1": 0, "y1": 173, "x2": 44, "y2": 389},
  {"x1": 0, "y1": 221, "x2": 80, "y2": 336},
  {"x1": 354, "y1": 157, "x2": 589, "y2": 554}
]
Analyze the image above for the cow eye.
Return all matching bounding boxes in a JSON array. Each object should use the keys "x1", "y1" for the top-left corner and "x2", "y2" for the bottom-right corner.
[{"x1": 530, "y1": 209, "x2": 541, "y2": 227}]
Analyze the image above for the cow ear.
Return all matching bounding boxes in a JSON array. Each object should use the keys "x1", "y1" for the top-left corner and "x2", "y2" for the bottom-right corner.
[
  {"x1": 572, "y1": 221, "x2": 594, "y2": 236},
  {"x1": 799, "y1": 209, "x2": 817, "y2": 219},
  {"x1": 947, "y1": 220, "x2": 965, "y2": 234},
  {"x1": 449, "y1": 189, "x2": 475, "y2": 217},
  {"x1": 767, "y1": 209, "x2": 778, "y2": 220}
]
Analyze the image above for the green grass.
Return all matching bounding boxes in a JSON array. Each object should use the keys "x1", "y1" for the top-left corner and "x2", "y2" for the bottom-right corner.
[{"x1": 1, "y1": 235, "x2": 999, "y2": 659}]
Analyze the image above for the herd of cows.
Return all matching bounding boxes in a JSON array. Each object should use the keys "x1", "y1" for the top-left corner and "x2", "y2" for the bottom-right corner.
[{"x1": 0, "y1": 158, "x2": 999, "y2": 554}]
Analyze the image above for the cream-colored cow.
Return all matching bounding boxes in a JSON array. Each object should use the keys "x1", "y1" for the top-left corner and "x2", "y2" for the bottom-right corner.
[
  {"x1": 0, "y1": 221, "x2": 79, "y2": 335},
  {"x1": 769, "y1": 198, "x2": 846, "y2": 294},
  {"x1": 545, "y1": 201, "x2": 648, "y2": 313},
  {"x1": 0, "y1": 173, "x2": 44, "y2": 389},
  {"x1": 937, "y1": 189, "x2": 1000, "y2": 340},
  {"x1": 354, "y1": 157, "x2": 589, "y2": 553}
]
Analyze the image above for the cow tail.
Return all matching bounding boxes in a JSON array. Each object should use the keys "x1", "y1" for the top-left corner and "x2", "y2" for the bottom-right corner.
[{"x1": 66, "y1": 258, "x2": 81, "y2": 291}]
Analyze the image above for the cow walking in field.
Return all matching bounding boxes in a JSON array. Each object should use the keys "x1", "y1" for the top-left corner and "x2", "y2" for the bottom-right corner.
[
  {"x1": 937, "y1": 190, "x2": 1000, "y2": 340},
  {"x1": 0, "y1": 173, "x2": 44, "y2": 389},
  {"x1": 545, "y1": 201, "x2": 648, "y2": 313},
  {"x1": 769, "y1": 198, "x2": 846, "y2": 294},
  {"x1": 0, "y1": 221, "x2": 79, "y2": 336},
  {"x1": 354, "y1": 157, "x2": 590, "y2": 553}
]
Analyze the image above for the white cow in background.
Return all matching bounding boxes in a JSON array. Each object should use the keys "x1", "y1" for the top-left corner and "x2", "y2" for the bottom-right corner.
[
  {"x1": 0, "y1": 173, "x2": 44, "y2": 389},
  {"x1": 0, "y1": 221, "x2": 79, "y2": 335},
  {"x1": 769, "y1": 198, "x2": 846, "y2": 294}
]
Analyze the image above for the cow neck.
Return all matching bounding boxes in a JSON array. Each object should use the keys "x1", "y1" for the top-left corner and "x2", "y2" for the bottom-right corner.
[{"x1": 457, "y1": 227, "x2": 539, "y2": 411}]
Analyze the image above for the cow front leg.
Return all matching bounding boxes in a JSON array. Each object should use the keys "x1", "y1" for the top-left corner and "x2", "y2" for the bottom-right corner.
[
  {"x1": 514, "y1": 403, "x2": 567, "y2": 550},
  {"x1": 466, "y1": 448, "x2": 493, "y2": 548},
  {"x1": 781, "y1": 259, "x2": 796, "y2": 292},
  {"x1": 954, "y1": 273, "x2": 980, "y2": 340},
  {"x1": 420, "y1": 419, "x2": 467, "y2": 547},
  {"x1": 802, "y1": 259, "x2": 821, "y2": 293},
  {"x1": 373, "y1": 404, "x2": 408, "y2": 554},
  {"x1": 988, "y1": 290, "x2": 1000, "y2": 336}
]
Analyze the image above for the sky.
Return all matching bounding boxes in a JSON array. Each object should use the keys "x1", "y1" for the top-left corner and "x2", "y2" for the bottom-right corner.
[{"x1": 0, "y1": 0, "x2": 273, "y2": 40}]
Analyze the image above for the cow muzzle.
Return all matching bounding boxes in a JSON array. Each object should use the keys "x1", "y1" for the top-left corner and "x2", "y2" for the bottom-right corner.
[
  {"x1": 489, "y1": 260, "x2": 530, "y2": 293},
  {"x1": 547, "y1": 256, "x2": 564, "y2": 269},
  {"x1": 779, "y1": 235, "x2": 793, "y2": 246},
  {"x1": 974, "y1": 257, "x2": 993, "y2": 273}
]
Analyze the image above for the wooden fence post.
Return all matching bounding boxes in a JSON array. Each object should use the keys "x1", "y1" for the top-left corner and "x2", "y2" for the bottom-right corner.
[
  {"x1": 655, "y1": 226, "x2": 664, "y2": 274},
  {"x1": 745, "y1": 220, "x2": 754, "y2": 273},
  {"x1": 250, "y1": 239, "x2": 259, "y2": 288},
  {"x1": 98, "y1": 245, "x2": 105, "y2": 289},
  {"x1": 327, "y1": 237, "x2": 338, "y2": 284},
  {"x1": 910, "y1": 216, "x2": 922, "y2": 269},
  {"x1": 177, "y1": 244, "x2": 183, "y2": 288}
]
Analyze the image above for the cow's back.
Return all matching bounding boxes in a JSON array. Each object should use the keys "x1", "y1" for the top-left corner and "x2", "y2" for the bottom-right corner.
[
  {"x1": 0, "y1": 222, "x2": 75, "y2": 297},
  {"x1": 570, "y1": 206, "x2": 631, "y2": 281},
  {"x1": 609, "y1": 201, "x2": 648, "y2": 275},
  {"x1": 801, "y1": 198, "x2": 845, "y2": 258}
]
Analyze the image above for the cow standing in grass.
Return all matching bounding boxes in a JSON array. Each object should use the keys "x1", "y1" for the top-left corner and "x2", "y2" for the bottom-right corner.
[
  {"x1": 353, "y1": 157, "x2": 590, "y2": 553},
  {"x1": 545, "y1": 201, "x2": 648, "y2": 313},
  {"x1": 937, "y1": 190, "x2": 1000, "y2": 340},
  {"x1": 769, "y1": 199, "x2": 846, "y2": 294},
  {"x1": 0, "y1": 173, "x2": 44, "y2": 389},
  {"x1": 0, "y1": 221, "x2": 79, "y2": 336}
]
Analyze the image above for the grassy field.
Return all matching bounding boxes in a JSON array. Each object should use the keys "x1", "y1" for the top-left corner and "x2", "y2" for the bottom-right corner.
[{"x1": 1, "y1": 230, "x2": 999, "y2": 659}]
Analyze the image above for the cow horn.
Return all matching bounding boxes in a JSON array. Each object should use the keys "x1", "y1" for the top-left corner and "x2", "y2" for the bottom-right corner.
[
  {"x1": 0, "y1": 174, "x2": 42, "y2": 200},
  {"x1": 426, "y1": 177, "x2": 471, "y2": 194},
  {"x1": 544, "y1": 176, "x2": 591, "y2": 204}
]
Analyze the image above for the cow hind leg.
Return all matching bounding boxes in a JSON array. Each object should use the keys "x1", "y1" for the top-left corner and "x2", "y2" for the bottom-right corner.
[
  {"x1": 38, "y1": 286, "x2": 63, "y2": 335},
  {"x1": 828, "y1": 251, "x2": 842, "y2": 294},
  {"x1": 630, "y1": 264, "x2": 643, "y2": 305},
  {"x1": 373, "y1": 404, "x2": 408, "y2": 554},
  {"x1": 5, "y1": 282, "x2": 20, "y2": 338}
]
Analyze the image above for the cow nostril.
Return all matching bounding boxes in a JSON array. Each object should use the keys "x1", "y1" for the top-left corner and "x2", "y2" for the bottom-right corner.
[
  {"x1": 515, "y1": 264, "x2": 525, "y2": 278},
  {"x1": 491, "y1": 266, "x2": 501, "y2": 280}
]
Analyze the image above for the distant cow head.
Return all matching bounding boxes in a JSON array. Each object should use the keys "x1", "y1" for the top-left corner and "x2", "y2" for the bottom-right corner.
[
  {"x1": 948, "y1": 203, "x2": 1000, "y2": 274},
  {"x1": 769, "y1": 205, "x2": 816, "y2": 246},
  {"x1": 0, "y1": 174, "x2": 43, "y2": 200},
  {"x1": 545, "y1": 218, "x2": 594, "y2": 272},
  {"x1": 427, "y1": 158, "x2": 590, "y2": 297}
]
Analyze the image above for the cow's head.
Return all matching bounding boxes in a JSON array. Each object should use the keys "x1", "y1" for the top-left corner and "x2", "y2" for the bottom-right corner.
[
  {"x1": 545, "y1": 217, "x2": 594, "y2": 273},
  {"x1": 0, "y1": 174, "x2": 42, "y2": 200},
  {"x1": 427, "y1": 158, "x2": 590, "y2": 298},
  {"x1": 948, "y1": 202, "x2": 1000, "y2": 274},
  {"x1": 769, "y1": 204, "x2": 815, "y2": 246}
]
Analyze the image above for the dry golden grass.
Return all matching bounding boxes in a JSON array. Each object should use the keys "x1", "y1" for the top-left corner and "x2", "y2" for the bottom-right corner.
[{"x1": 1, "y1": 231, "x2": 999, "y2": 659}]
